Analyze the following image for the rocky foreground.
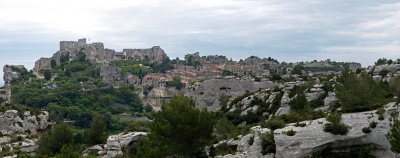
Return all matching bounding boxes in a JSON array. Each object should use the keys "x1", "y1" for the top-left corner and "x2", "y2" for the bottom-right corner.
[{"x1": 210, "y1": 102, "x2": 399, "y2": 158}]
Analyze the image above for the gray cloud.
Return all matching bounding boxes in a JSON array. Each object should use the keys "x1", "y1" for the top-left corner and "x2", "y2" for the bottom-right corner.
[{"x1": 1, "y1": 0, "x2": 400, "y2": 85}]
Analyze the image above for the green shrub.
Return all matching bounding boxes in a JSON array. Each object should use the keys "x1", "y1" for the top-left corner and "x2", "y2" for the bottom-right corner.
[
  {"x1": 286, "y1": 129, "x2": 296, "y2": 136},
  {"x1": 209, "y1": 143, "x2": 237, "y2": 157},
  {"x1": 294, "y1": 122, "x2": 307, "y2": 127},
  {"x1": 269, "y1": 91, "x2": 283, "y2": 114},
  {"x1": 248, "y1": 135, "x2": 254, "y2": 145},
  {"x1": 289, "y1": 92, "x2": 308, "y2": 111},
  {"x1": 369, "y1": 121, "x2": 377, "y2": 128},
  {"x1": 261, "y1": 117, "x2": 285, "y2": 131},
  {"x1": 336, "y1": 69, "x2": 387, "y2": 113},
  {"x1": 214, "y1": 118, "x2": 240, "y2": 141},
  {"x1": 362, "y1": 127, "x2": 371, "y2": 134},
  {"x1": 387, "y1": 118, "x2": 400, "y2": 153},
  {"x1": 324, "y1": 123, "x2": 349, "y2": 135},
  {"x1": 260, "y1": 133, "x2": 275, "y2": 155},
  {"x1": 376, "y1": 108, "x2": 385, "y2": 115},
  {"x1": 379, "y1": 115, "x2": 385, "y2": 121},
  {"x1": 323, "y1": 113, "x2": 349, "y2": 135}
]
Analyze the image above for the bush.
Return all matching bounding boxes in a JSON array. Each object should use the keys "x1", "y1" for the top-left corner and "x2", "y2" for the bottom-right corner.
[
  {"x1": 336, "y1": 69, "x2": 387, "y2": 113},
  {"x1": 286, "y1": 129, "x2": 296, "y2": 136},
  {"x1": 387, "y1": 118, "x2": 400, "y2": 153},
  {"x1": 294, "y1": 122, "x2": 307, "y2": 127},
  {"x1": 362, "y1": 127, "x2": 371, "y2": 134},
  {"x1": 214, "y1": 118, "x2": 240, "y2": 141},
  {"x1": 369, "y1": 121, "x2": 377, "y2": 128},
  {"x1": 379, "y1": 115, "x2": 385, "y2": 121},
  {"x1": 261, "y1": 117, "x2": 285, "y2": 131},
  {"x1": 134, "y1": 95, "x2": 215, "y2": 157},
  {"x1": 209, "y1": 143, "x2": 237, "y2": 157},
  {"x1": 85, "y1": 114, "x2": 107, "y2": 145},
  {"x1": 289, "y1": 92, "x2": 308, "y2": 111},
  {"x1": 323, "y1": 113, "x2": 349, "y2": 135},
  {"x1": 260, "y1": 133, "x2": 275, "y2": 155},
  {"x1": 248, "y1": 135, "x2": 254, "y2": 145},
  {"x1": 376, "y1": 108, "x2": 385, "y2": 115},
  {"x1": 324, "y1": 123, "x2": 349, "y2": 135},
  {"x1": 37, "y1": 123, "x2": 74, "y2": 156}
]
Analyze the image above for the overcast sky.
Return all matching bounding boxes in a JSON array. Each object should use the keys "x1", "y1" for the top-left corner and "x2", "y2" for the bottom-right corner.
[{"x1": 1, "y1": 0, "x2": 400, "y2": 85}]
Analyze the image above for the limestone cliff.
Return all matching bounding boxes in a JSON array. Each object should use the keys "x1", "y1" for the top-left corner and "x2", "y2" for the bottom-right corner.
[{"x1": 185, "y1": 78, "x2": 275, "y2": 111}]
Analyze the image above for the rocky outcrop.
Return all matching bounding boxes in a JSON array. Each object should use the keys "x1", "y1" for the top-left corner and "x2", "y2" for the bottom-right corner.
[
  {"x1": 82, "y1": 132, "x2": 147, "y2": 158},
  {"x1": 1, "y1": 65, "x2": 27, "y2": 105},
  {"x1": 211, "y1": 126, "x2": 273, "y2": 158},
  {"x1": 370, "y1": 64, "x2": 400, "y2": 76},
  {"x1": 0, "y1": 110, "x2": 49, "y2": 135},
  {"x1": 274, "y1": 102, "x2": 398, "y2": 158},
  {"x1": 185, "y1": 79, "x2": 274, "y2": 111},
  {"x1": 142, "y1": 87, "x2": 178, "y2": 111},
  {"x1": 123, "y1": 46, "x2": 168, "y2": 64},
  {"x1": 32, "y1": 58, "x2": 52, "y2": 76},
  {"x1": 0, "y1": 110, "x2": 50, "y2": 157}
]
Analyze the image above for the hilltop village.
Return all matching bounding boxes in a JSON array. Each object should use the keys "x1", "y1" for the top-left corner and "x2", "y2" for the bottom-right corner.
[
  {"x1": 4, "y1": 38, "x2": 360, "y2": 111},
  {"x1": 5, "y1": 39, "x2": 400, "y2": 158}
]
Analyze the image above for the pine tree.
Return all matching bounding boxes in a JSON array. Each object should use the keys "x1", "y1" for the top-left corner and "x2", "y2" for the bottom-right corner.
[{"x1": 388, "y1": 117, "x2": 400, "y2": 153}]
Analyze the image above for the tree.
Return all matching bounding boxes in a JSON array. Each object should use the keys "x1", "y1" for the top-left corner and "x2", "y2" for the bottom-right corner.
[
  {"x1": 135, "y1": 95, "x2": 215, "y2": 157},
  {"x1": 78, "y1": 50, "x2": 86, "y2": 62},
  {"x1": 38, "y1": 123, "x2": 74, "y2": 157},
  {"x1": 51, "y1": 59, "x2": 57, "y2": 69},
  {"x1": 166, "y1": 76, "x2": 184, "y2": 90},
  {"x1": 336, "y1": 69, "x2": 387, "y2": 112},
  {"x1": 85, "y1": 114, "x2": 107, "y2": 145},
  {"x1": 375, "y1": 58, "x2": 388, "y2": 66},
  {"x1": 44, "y1": 69, "x2": 52, "y2": 81},
  {"x1": 289, "y1": 92, "x2": 308, "y2": 111},
  {"x1": 292, "y1": 65, "x2": 303, "y2": 75},
  {"x1": 387, "y1": 115, "x2": 400, "y2": 153}
]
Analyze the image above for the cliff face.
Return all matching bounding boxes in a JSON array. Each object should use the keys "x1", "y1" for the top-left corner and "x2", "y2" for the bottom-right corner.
[
  {"x1": 0, "y1": 110, "x2": 51, "y2": 156},
  {"x1": 1, "y1": 65, "x2": 26, "y2": 105},
  {"x1": 185, "y1": 79, "x2": 275, "y2": 111},
  {"x1": 123, "y1": 46, "x2": 167, "y2": 64}
]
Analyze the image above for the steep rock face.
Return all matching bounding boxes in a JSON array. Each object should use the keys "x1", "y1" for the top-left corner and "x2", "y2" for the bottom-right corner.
[
  {"x1": 185, "y1": 79, "x2": 274, "y2": 111},
  {"x1": 142, "y1": 87, "x2": 178, "y2": 111},
  {"x1": 123, "y1": 46, "x2": 167, "y2": 64},
  {"x1": 100, "y1": 66, "x2": 121, "y2": 84},
  {"x1": 82, "y1": 132, "x2": 147, "y2": 158},
  {"x1": 1, "y1": 65, "x2": 24, "y2": 104},
  {"x1": 3, "y1": 65, "x2": 25, "y2": 83},
  {"x1": 0, "y1": 110, "x2": 50, "y2": 157},
  {"x1": 274, "y1": 102, "x2": 398, "y2": 158},
  {"x1": 32, "y1": 58, "x2": 52, "y2": 76},
  {"x1": 0, "y1": 110, "x2": 49, "y2": 135}
]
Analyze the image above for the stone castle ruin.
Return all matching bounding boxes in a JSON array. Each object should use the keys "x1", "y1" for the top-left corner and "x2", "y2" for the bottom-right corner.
[{"x1": 33, "y1": 38, "x2": 167, "y2": 76}]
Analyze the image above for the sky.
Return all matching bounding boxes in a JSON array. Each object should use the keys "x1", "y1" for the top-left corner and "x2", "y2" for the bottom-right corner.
[{"x1": 1, "y1": 0, "x2": 400, "y2": 85}]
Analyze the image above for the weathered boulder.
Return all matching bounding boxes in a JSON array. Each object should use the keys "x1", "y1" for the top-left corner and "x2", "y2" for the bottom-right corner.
[
  {"x1": 82, "y1": 132, "x2": 147, "y2": 158},
  {"x1": 0, "y1": 110, "x2": 49, "y2": 136},
  {"x1": 213, "y1": 126, "x2": 273, "y2": 158},
  {"x1": 372, "y1": 64, "x2": 400, "y2": 76},
  {"x1": 275, "y1": 92, "x2": 290, "y2": 116},
  {"x1": 274, "y1": 102, "x2": 398, "y2": 158}
]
